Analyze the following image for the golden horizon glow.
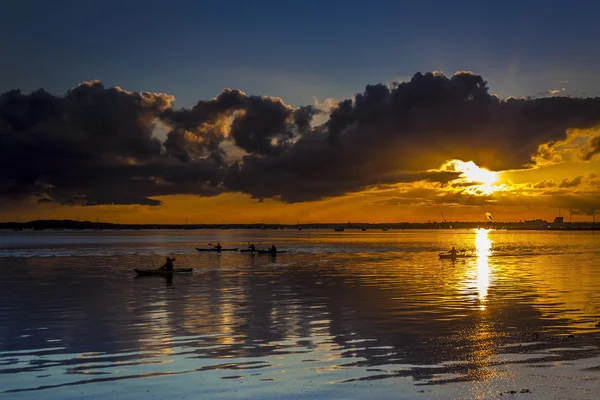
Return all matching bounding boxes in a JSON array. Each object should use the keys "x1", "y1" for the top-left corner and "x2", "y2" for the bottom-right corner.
[{"x1": 2, "y1": 158, "x2": 598, "y2": 225}]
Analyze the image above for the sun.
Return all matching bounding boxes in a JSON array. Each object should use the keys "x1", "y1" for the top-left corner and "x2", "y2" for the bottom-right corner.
[{"x1": 441, "y1": 160, "x2": 499, "y2": 194}]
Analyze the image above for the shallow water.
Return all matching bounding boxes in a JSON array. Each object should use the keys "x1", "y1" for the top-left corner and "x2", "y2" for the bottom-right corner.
[{"x1": 1, "y1": 229, "x2": 599, "y2": 399}]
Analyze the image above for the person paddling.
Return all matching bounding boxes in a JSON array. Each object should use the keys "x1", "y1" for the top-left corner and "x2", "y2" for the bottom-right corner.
[
  {"x1": 159, "y1": 257, "x2": 175, "y2": 271},
  {"x1": 248, "y1": 243, "x2": 256, "y2": 252},
  {"x1": 215, "y1": 243, "x2": 222, "y2": 251},
  {"x1": 448, "y1": 247, "x2": 459, "y2": 257},
  {"x1": 269, "y1": 244, "x2": 277, "y2": 255}
]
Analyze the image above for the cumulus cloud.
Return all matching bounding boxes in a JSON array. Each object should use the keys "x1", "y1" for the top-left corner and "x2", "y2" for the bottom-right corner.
[
  {"x1": 559, "y1": 176, "x2": 583, "y2": 188},
  {"x1": 312, "y1": 97, "x2": 338, "y2": 114},
  {"x1": 160, "y1": 89, "x2": 322, "y2": 160},
  {"x1": 320, "y1": 72, "x2": 600, "y2": 172},
  {"x1": 531, "y1": 127, "x2": 600, "y2": 166},
  {"x1": 2, "y1": 72, "x2": 600, "y2": 206},
  {"x1": 585, "y1": 173, "x2": 600, "y2": 187},
  {"x1": 532, "y1": 142, "x2": 566, "y2": 165},
  {"x1": 533, "y1": 180, "x2": 557, "y2": 189},
  {"x1": 226, "y1": 72, "x2": 600, "y2": 201},
  {"x1": 579, "y1": 135, "x2": 600, "y2": 160},
  {"x1": 0, "y1": 81, "x2": 223, "y2": 205}
]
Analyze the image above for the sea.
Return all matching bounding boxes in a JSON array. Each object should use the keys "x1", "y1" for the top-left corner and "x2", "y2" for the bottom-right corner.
[{"x1": 0, "y1": 229, "x2": 599, "y2": 399}]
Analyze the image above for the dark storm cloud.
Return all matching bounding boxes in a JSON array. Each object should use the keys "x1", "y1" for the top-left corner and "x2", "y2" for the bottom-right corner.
[
  {"x1": 0, "y1": 82, "x2": 225, "y2": 205},
  {"x1": 227, "y1": 96, "x2": 293, "y2": 156},
  {"x1": 0, "y1": 83, "x2": 320, "y2": 206},
  {"x1": 160, "y1": 90, "x2": 319, "y2": 159},
  {"x1": 160, "y1": 89, "x2": 245, "y2": 162},
  {"x1": 223, "y1": 121, "x2": 465, "y2": 203},
  {"x1": 43, "y1": 160, "x2": 225, "y2": 206},
  {"x1": 293, "y1": 105, "x2": 322, "y2": 131},
  {"x1": 325, "y1": 73, "x2": 600, "y2": 171},
  {"x1": 2, "y1": 72, "x2": 600, "y2": 206},
  {"x1": 225, "y1": 72, "x2": 600, "y2": 201}
]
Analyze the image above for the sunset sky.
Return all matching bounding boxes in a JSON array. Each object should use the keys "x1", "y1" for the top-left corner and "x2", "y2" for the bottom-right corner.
[{"x1": 1, "y1": 0, "x2": 600, "y2": 223}]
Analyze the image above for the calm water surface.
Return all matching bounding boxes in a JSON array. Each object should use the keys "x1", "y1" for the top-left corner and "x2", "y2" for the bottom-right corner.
[{"x1": 1, "y1": 229, "x2": 599, "y2": 399}]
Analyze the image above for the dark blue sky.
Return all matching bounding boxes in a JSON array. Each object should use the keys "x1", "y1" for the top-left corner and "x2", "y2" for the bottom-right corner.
[{"x1": 2, "y1": 0, "x2": 599, "y2": 107}]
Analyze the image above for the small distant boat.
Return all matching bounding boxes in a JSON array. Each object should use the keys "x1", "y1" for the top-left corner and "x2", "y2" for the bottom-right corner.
[
  {"x1": 134, "y1": 268, "x2": 193, "y2": 276},
  {"x1": 438, "y1": 253, "x2": 475, "y2": 260},
  {"x1": 361, "y1": 228, "x2": 367, "y2": 232},
  {"x1": 334, "y1": 227, "x2": 344, "y2": 232},
  {"x1": 195, "y1": 247, "x2": 239, "y2": 252},
  {"x1": 382, "y1": 228, "x2": 389, "y2": 231}
]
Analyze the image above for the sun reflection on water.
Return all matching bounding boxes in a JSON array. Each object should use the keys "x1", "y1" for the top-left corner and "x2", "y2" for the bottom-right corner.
[{"x1": 475, "y1": 229, "x2": 492, "y2": 309}]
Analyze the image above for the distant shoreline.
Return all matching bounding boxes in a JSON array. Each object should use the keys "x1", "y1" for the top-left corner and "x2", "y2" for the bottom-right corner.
[{"x1": 1, "y1": 219, "x2": 598, "y2": 231}]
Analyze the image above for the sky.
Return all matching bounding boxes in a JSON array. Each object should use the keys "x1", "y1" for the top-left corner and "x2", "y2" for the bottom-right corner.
[{"x1": 1, "y1": 0, "x2": 600, "y2": 223}]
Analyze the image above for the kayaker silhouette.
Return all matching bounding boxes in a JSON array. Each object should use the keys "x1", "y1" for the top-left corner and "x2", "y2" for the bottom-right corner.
[
  {"x1": 160, "y1": 257, "x2": 175, "y2": 271},
  {"x1": 270, "y1": 244, "x2": 277, "y2": 254},
  {"x1": 448, "y1": 247, "x2": 459, "y2": 257},
  {"x1": 216, "y1": 243, "x2": 222, "y2": 251},
  {"x1": 248, "y1": 243, "x2": 256, "y2": 251}
]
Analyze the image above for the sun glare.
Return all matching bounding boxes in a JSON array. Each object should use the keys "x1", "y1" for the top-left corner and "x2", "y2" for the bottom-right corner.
[
  {"x1": 475, "y1": 228, "x2": 492, "y2": 309},
  {"x1": 442, "y1": 160, "x2": 499, "y2": 194}
]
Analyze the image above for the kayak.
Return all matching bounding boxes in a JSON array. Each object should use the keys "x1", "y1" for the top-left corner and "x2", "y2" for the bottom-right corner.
[
  {"x1": 438, "y1": 254, "x2": 475, "y2": 260},
  {"x1": 134, "y1": 268, "x2": 194, "y2": 276},
  {"x1": 195, "y1": 247, "x2": 239, "y2": 252},
  {"x1": 241, "y1": 249, "x2": 257, "y2": 253},
  {"x1": 256, "y1": 250, "x2": 289, "y2": 255}
]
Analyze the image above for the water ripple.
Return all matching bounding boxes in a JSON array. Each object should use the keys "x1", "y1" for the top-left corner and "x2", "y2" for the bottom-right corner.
[{"x1": 1, "y1": 229, "x2": 599, "y2": 398}]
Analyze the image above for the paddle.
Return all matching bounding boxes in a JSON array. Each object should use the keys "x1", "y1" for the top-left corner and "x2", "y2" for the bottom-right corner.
[
  {"x1": 246, "y1": 241, "x2": 259, "y2": 251},
  {"x1": 208, "y1": 243, "x2": 224, "y2": 251}
]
